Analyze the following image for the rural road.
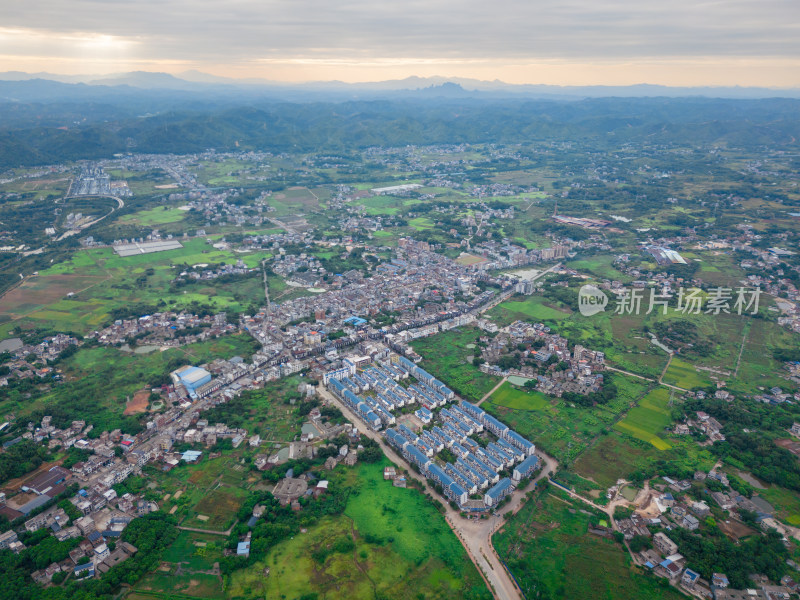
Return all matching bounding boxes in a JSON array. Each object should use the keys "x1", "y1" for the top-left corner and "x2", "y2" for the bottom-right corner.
[
  {"x1": 177, "y1": 520, "x2": 239, "y2": 537},
  {"x1": 319, "y1": 386, "x2": 557, "y2": 600},
  {"x1": 476, "y1": 377, "x2": 508, "y2": 406}
]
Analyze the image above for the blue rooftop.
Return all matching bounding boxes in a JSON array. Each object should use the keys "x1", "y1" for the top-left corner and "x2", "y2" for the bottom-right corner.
[{"x1": 486, "y1": 477, "x2": 513, "y2": 499}]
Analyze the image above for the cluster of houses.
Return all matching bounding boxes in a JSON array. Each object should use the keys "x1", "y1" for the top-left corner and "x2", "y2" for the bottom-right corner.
[
  {"x1": 0, "y1": 333, "x2": 78, "y2": 385},
  {"x1": 0, "y1": 460, "x2": 146, "y2": 583},
  {"x1": 674, "y1": 411, "x2": 727, "y2": 442},
  {"x1": 635, "y1": 529, "x2": 794, "y2": 600},
  {"x1": 172, "y1": 259, "x2": 258, "y2": 283},
  {"x1": 321, "y1": 350, "x2": 539, "y2": 513},
  {"x1": 479, "y1": 320, "x2": 605, "y2": 397},
  {"x1": 610, "y1": 467, "x2": 791, "y2": 598},
  {"x1": 88, "y1": 311, "x2": 234, "y2": 349}
]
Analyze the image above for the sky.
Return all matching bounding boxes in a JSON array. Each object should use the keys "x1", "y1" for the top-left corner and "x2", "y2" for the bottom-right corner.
[{"x1": 1, "y1": 0, "x2": 799, "y2": 87}]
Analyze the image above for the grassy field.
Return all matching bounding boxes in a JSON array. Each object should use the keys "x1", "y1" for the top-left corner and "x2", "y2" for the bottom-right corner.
[
  {"x1": 662, "y1": 357, "x2": 712, "y2": 390},
  {"x1": 227, "y1": 459, "x2": 491, "y2": 600},
  {"x1": 488, "y1": 295, "x2": 571, "y2": 324},
  {"x1": 411, "y1": 326, "x2": 501, "y2": 402},
  {"x1": 408, "y1": 216, "x2": 435, "y2": 230},
  {"x1": 758, "y1": 485, "x2": 800, "y2": 526},
  {"x1": 565, "y1": 255, "x2": 634, "y2": 283},
  {"x1": 117, "y1": 206, "x2": 188, "y2": 226},
  {"x1": 572, "y1": 431, "x2": 717, "y2": 489},
  {"x1": 134, "y1": 571, "x2": 224, "y2": 599},
  {"x1": 614, "y1": 387, "x2": 674, "y2": 450},
  {"x1": 494, "y1": 486, "x2": 688, "y2": 600},
  {"x1": 490, "y1": 381, "x2": 551, "y2": 410},
  {"x1": 184, "y1": 485, "x2": 248, "y2": 530},
  {"x1": 484, "y1": 374, "x2": 651, "y2": 463},
  {"x1": 571, "y1": 433, "x2": 664, "y2": 488}
]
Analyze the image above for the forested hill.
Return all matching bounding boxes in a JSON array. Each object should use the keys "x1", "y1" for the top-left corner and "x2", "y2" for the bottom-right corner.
[{"x1": 1, "y1": 96, "x2": 799, "y2": 167}]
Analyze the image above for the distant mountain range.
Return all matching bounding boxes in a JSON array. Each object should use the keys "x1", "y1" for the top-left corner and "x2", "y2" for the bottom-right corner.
[
  {"x1": 1, "y1": 69, "x2": 799, "y2": 169},
  {"x1": 1, "y1": 70, "x2": 799, "y2": 100}
]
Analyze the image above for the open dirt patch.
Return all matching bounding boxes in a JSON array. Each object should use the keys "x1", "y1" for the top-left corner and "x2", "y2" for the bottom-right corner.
[
  {"x1": 124, "y1": 389, "x2": 150, "y2": 415},
  {"x1": 776, "y1": 438, "x2": 800, "y2": 458},
  {"x1": 718, "y1": 518, "x2": 757, "y2": 540}
]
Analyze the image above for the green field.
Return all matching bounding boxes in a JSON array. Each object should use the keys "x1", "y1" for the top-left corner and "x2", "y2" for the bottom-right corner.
[
  {"x1": 408, "y1": 216, "x2": 434, "y2": 230},
  {"x1": 227, "y1": 459, "x2": 491, "y2": 600},
  {"x1": 488, "y1": 296, "x2": 571, "y2": 324},
  {"x1": 184, "y1": 485, "x2": 248, "y2": 530},
  {"x1": 118, "y1": 206, "x2": 188, "y2": 226},
  {"x1": 490, "y1": 381, "x2": 551, "y2": 410},
  {"x1": 411, "y1": 326, "x2": 501, "y2": 401},
  {"x1": 572, "y1": 433, "x2": 664, "y2": 488},
  {"x1": 662, "y1": 357, "x2": 712, "y2": 389},
  {"x1": 0, "y1": 238, "x2": 277, "y2": 336},
  {"x1": 565, "y1": 255, "x2": 634, "y2": 283},
  {"x1": 614, "y1": 387, "x2": 674, "y2": 450},
  {"x1": 758, "y1": 485, "x2": 800, "y2": 526},
  {"x1": 573, "y1": 430, "x2": 718, "y2": 489},
  {"x1": 484, "y1": 373, "x2": 651, "y2": 463},
  {"x1": 135, "y1": 571, "x2": 223, "y2": 599},
  {"x1": 494, "y1": 486, "x2": 688, "y2": 600}
]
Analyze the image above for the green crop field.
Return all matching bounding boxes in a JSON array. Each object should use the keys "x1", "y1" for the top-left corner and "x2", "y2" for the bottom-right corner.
[
  {"x1": 408, "y1": 216, "x2": 434, "y2": 230},
  {"x1": 758, "y1": 485, "x2": 800, "y2": 526},
  {"x1": 494, "y1": 486, "x2": 688, "y2": 600},
  {"x1": 565, "y1": 255, "x2": 633, "y2": 282},
  {"x1": 614, "y1": 387, "x2": 674, "y2": 450},
  {"x1": 662, "y1": 357, "x2": 712, "y2": 389},
  {"x1": 135, "y1": 571, "x2": 224, "y2": 599},
  {"x1": 0, "y1": 238, "x2": 278, "y2": 336},
  {"x1": 228, "y1": 459, "x2": 491, "y2": 600},
  {"x1": 484, "y1": 374, "x2": 650, "y2": 463},
  {"x1": 572, "y1": 433, "x2": 663, "y2": 488}
]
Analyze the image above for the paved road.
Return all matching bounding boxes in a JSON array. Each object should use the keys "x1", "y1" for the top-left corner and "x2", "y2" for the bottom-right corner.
[{"x1": 319, "y1": 387, "x2": 558, "y2": 600}]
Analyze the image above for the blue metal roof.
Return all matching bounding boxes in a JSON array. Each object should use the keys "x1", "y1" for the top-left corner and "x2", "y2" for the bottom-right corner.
[
  {"x1": 486, "y1": 477, "x2": 513, "y2": 499},
  {"x1": 405, "y1": 444, "x2": 430, "y2": 468},
  {"x1": 516, "y1": 454, "x2": 539, "y2": 473},
  {"x1": 506, "y1": 430, "x2": 534, "y2": 448}
]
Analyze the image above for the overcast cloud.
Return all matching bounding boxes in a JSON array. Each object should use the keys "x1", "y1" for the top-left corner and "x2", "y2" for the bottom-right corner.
[{"x1": 1, "y1": 0, "x2": 798, "y2": 84}]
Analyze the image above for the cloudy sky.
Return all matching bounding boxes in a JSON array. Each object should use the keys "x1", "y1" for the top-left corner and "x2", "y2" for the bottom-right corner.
[{"x1": 2, "y1": 0, "x2": 799, "y2": 86}]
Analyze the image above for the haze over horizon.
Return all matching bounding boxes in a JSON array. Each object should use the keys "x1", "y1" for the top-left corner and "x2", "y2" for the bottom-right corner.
[{"x1": 1, "y1": 0, "x2": 799, "y2": 88}]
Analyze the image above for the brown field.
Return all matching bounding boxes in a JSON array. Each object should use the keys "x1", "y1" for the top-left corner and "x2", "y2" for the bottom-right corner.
[
  {"x1": 0, "y1": 274, "x2": 104, "y2": 318},
  {"x1": 776, "y1": 438, "x2": 800, "y2": 457},
  {"x1": 124, "y1": 389, "x2": 151, "y2": 415},
  {"x1": 718, "y1": 518, "x2": 757, "y2": 540},
  {"x1": 455, "y1": 253, "x2": 488, "y2": 266}
]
